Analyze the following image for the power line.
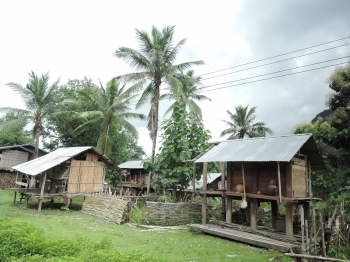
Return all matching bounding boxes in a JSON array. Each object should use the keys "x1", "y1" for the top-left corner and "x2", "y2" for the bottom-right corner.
[
  {"x1": 198, "y1": 55, "x2": 350, "y2": 90},
  {"x1": 198, "y1": 36, "x2": 350, "y2": 77},
  {"x1": 201, "y1": 42, "x2": 350, "y2": 80},
  {"x1": 197, "y1": 61, "x2": 349, "y2": 94}
]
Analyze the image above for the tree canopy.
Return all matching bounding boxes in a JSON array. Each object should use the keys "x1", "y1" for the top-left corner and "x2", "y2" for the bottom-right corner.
[
  {"x1": 0, "y1": 113, "x2": 33, "y2": 146},
  {"x1": 115, "y1": 25, "x2": 204, "y2": 162}
]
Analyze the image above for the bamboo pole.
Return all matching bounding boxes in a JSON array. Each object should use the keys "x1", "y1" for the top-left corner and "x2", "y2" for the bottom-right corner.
[
  {"x1": 305, "y1": 219, "x2": 309, "y2": 255},
  {"x1": 38, "y1": 172, "x2": 47, "y2": 212},
  {"x1": 313, "y1": 208, "x2": 317, "y2": 256},
  {"x1": 277, "y1": 162, "x2": 282, "y2": 204},
  {"x1": 285, "y1": 253, "x2": 350, "y2": 262},
  {"x1": 319, "y1": 212, "x2": 327, "y2": 257},
  {"x1": 192, "y1": 163, "x2": 196, "y2": 200}
]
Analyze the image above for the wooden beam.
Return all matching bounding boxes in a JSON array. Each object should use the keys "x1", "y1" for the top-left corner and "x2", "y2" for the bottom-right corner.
[
  {"x1": 37, "y1": 173, "x2": 47, "y2": 212},
  {"x1": 221, "y1": 162, "x2": 226, "y2": 220},
  {"x1": 252, "y1": 163, "x2": 258, "y2": 194},
  {"x1": 277, "y1": 162, "x2": 282, "y2": 203},
  {"x1": 146, "y1": 171, "x2": 151, "y2": 194},
  {"x1": 202, "y1": 194, "x2": 207, "y2": 224},
  {"x1": 221, "y1": 162, "x2": 225, "y2": 190},
  {"x1": 227, "y1": 162, "x2": 232, "y2": 191},
  {"x1": 308, "y1": 162, "x2": 312, "y2": 197}
]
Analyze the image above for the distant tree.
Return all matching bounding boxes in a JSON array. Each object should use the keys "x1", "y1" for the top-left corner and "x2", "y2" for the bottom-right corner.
[
  {"x1": 0, "y1": 113, "x2": 33, "y2": 146},
  {"x1": 161, "y1": 70, "x2": 211, "y2": 120},
  {"x1": 220, "y1": 105, "x2": 272, "y2": 139},
  {"x1": 0, "y1": 71, "x2": 60, "y2": 158},
  {"x1": 144, "y1": 102, "x2": 211, "y2": 199},
  {"x1": 115, "y1": 25, "x2": 204, "y2": 163}
]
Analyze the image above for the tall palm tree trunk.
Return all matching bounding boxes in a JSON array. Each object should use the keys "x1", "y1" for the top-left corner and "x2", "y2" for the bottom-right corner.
[
  {"x1": 151, "y1": 82, "x2": 161, "y2": 163},
  {"x1": 34, "y1": 123, "x2": 41, "y2": 159}
]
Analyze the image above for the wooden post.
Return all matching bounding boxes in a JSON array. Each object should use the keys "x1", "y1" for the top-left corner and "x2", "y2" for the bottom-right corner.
[
  {"x1": 250, "y1": 199, "x2": 257, "y2": 229},
  {"x1": 285, "y1": 161, "x2": 293, "y2": 198},
  {"x1": 285, "y1": 203, "x2": 294, "y2": 237},
  {"x1": 277, "y1": 162, "x2": 282, "y2": 203},
  {"x1": 221, "y1": 162, "x2": 226, "y2": 219},
  {"x1": 305, "y1": 218, "x2": 309, "y2": 254},
  {"x1": 13, "y1": 191, "x2": 17, "y2": 202},
  {"x1": 226, "y1": 162, "x2": 232, "y2": 191},
  {"x1": 319, "y1": 212, "x2": 327, "y2": 257},
  {"x1": 192, "y1": 163, "x2": 196, "y2": 200},
  {"x1": 146, "y1": 171, "x2": 151, "y2": 194},
  {"x1": 271, "y1": 200, "x2": 278, "y2": 229},
  {"x1": 226, "y1": 197, "x2": 232, "y2": 223},
  {"x1": 202, "y1": 162, "x2": 208, "y2": 225},
  {"x1": 313, "y1": 208, "x2": 317, "y2": 256},
  {"x1": 38, "y1": 173, "x2": 47, "y2": 212},
  {"x1": 308, "y1": 162, "x2": 312, "y2": 197},
  {"x1": 301, "y1": 206, "x2": 305, "y2": 253},
  {"x1": 50, "y1": 199, "x2": 54, "y2": 209}
]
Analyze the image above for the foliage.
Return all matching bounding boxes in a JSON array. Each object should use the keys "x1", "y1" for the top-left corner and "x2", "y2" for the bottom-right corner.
[
  {"x1": 157, "y1": 193, "x2": 173, "y2": 203},
  {"x1": 220, "y1": 104, "x2": 272, "y2": 139},
  {"x1": 294, "y1": 118, "x2": 338, "y2": 198},
  {"x1": 161, "y1": 70, "x2": 211, "y2": 121},
  {"x1": 0, "y1": 71, "x2": 61, "y2": 157},
  {"x1": 0, "y1": 113, "x2": 33, "y2": 146},
  {"x1": 144, "y1": 102, "x2": 211, "y2": 190},
  {"x1": 115, "y1": 25, "x2": 204, "y2": 162}
]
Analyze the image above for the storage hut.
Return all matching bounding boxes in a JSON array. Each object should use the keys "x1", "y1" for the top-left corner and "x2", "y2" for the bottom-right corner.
[
  {"x1": 0, "y1": 144, "x2": 48, "y2": 189},
  {"x1": 118, "y1": 160, "x2": 149, "y2": 195},
  {"x1": 194, "y1": 133, "x2": 324, "y2": 237},
  {"x1": 9, "y1": 146, "x2": 114, "y2": 211}
]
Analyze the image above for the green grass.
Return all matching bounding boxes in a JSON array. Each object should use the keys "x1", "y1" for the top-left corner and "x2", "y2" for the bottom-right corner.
[{"x1": 0, "y1": 190, "x2": 292, "y2": 262}]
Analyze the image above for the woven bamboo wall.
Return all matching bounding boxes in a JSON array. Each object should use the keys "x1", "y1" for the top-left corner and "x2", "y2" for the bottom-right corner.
[
  {"x1": 82, "y1": 195, "x2": 128, "y2": 224},
  {"x1": 67, "y1": 160, "x2": 104, "y2": 193},
  {"x1": 146, "y1": 202, "x2": 202, "y2": 226}
]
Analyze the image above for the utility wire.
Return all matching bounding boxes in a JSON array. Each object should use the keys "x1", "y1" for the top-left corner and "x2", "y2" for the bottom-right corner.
[
  {"x1": 197, "y1": 61, "x2": 349, "y2": 94},
  {"x1": 198, "y1": 55, "x2": 350, "y2": 90},
  {"x1": 201, "y1": 42, "x2": 350, "y2": 80},
  {"x1": 198, "y1": 36, "x2": 350, "y2": 77}
]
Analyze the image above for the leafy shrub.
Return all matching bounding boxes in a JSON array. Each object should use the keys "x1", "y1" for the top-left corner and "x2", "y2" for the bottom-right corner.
[{"x1": 0, "y1": 218, "x2": 162, "y2": 262}]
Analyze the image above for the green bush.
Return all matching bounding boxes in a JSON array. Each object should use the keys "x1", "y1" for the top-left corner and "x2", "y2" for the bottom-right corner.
[{"x1": 0, "y1": 218, "x2": 162, "y2": 262}]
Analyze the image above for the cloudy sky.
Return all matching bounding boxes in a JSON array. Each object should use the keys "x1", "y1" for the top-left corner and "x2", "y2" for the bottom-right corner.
[{"x1": 1, "y1": 0, "x2": 350, "y2": 156}]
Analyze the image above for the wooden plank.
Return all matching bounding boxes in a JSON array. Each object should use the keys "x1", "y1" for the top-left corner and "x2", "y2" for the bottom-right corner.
[
  {"x1": 202, "y1": 194, "x2": 207, "y2": 225},
  {"x1": 227, "y1": 162, "x2": 232, "y2": 191},
  {"x1": 271, "y1": 200, "x2": 278, "y2": 229},
  {"x1": 250, "y1": 199, "x2": 257, "y2": 229},
  {"x1": 198, "y1": 190, "x2": 223, "y2": 196},
  {"x1": 38, "y1": 172, "x2": 46, "y2": 212},
  {"x1": 285, "y1": 204, "x2": 293, "y2": 237},
  {"x1": 188, "y1": 224, "x2": 290, "y2": 252},
  {"x1": 277, "y1": 162, "x2": 282, "y2": 203},
  {"x1": 203, "y1": 162, "x2": 208, "y2": 190},
  {"x1": 226, "y1": 197, "x2": 232, "y2": 223},
  {"x1": 285, "y1": 161, "x2": 293, "y2": 198}
]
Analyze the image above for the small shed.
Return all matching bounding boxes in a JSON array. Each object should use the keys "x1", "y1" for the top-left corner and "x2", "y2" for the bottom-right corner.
[
  {"x1": 10, "y1": 146, "x2": 113, "y2": 211},
  {"x1": 0, "y1": 144, "x2": 48, "y2": 189},
  {"x1": 194, "y1": 133, "x2": 324, "y2": 237},
  {"x1": 118, "y1": 160, "x2": 149, "y2": 195}
]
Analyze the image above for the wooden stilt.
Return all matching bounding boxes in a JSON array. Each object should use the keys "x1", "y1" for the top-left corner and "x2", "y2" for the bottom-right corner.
[
  {"x1": 13, "y1": 191, "x2": 17, "y2": 202},
  {"x1": 50, "y1": 199, "x2": 54, "y2": 209},
  {"x1": 146, "y1": 171, "x2": 151, "y2": 194},
  {"x1": 277, "y1": 162, "x2": 282, "y2": 204},
  {"x1": 192, "y1": 163, "x2": 196, "y2": 200},
  {"x1": 226, "y1": 198, "x2": 232, "y2": 223},
  {"x1": 285, "y1": 204, "x2": 294, "y2": 237},
  {"x1": 250, "y1": 199, "x2": 257, "y2": 229},
  {"x1": 202, "y1": 162, "x2": 208, "y2": 224},
  {"x1": 37, "y1": 173, "x2": 46, "y2": 212},
  {"x1": 271, "y1": 200, "x2": 278, "y2": 229}
]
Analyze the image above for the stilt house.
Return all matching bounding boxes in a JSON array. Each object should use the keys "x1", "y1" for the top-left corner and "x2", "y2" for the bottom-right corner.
[
  {"x1": 0, "y1": 144, "x2": 47, "y2": 189},
  {"x1": 9, "y1": 146, "x2": 113, "y2": 211},
  {"x1": 194, "y1": 134, "x2": 324, "y2": 237},
  {"x1": 118, "y1": 160, "x2": 149, "y2": 195}
]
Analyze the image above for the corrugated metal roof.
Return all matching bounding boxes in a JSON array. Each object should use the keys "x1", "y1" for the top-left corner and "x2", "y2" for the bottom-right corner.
[
  {"x1": 0, "y1": 144, "x2": 48, "y2": 154},
  {"x1": 118, "y1": 161, "x2": 143, "y2": 169},
  {"x1": 187, "y1": 173, "x2": 222, "y2": 189},
  {"x1": 12, "y1": 147, "x2": 113, "y2": 176},
  {"x1": 195, "y1": 134, "x2": 324, "y2": 166}
]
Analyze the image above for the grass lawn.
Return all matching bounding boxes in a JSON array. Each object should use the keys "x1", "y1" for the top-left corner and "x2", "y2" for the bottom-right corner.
[{"x1": 0, "y1": 190, "x2": 292, "y2": 262}]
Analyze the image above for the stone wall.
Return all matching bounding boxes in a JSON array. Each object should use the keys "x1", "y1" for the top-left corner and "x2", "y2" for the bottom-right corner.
[{"x1": 146, "y1": 201, "x2": 202, "y2": 226}]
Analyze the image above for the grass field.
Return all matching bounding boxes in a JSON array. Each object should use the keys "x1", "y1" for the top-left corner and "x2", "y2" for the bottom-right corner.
[{"x1": 0, "y1": 190, "x2": 292, "y2": 261}]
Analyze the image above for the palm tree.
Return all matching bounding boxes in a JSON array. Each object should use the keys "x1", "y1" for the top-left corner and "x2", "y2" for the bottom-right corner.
[
  {"x1": 0, "y1": 71, "x2": 60, "y2": 158},
  {"x1": 220, "y1": 105, "x2": 272, "y2": 139},
  {"x1": 70, "y1": 78, "x2": 145, "y2": 157},
  {"x1": 115, "y1": 25, "x2": 204, "y2": 162},
  {"x1": 161, "y1": 70, "x2": 211, "y2": 120}
]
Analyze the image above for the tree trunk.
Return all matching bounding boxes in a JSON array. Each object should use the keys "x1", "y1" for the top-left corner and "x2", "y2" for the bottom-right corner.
[
  {"x1": 34, "y1": 123, "x2": 41, "y2": 159},
  {"x1": 151, "y1": 83, "x2": 160, "y2": 163}
]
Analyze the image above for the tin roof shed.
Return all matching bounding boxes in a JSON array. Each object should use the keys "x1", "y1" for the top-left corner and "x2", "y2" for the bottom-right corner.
[
  {"x1": 195, "y1": 133, "x2": 324, "y2": 167},
  {"x1": 118, "y1": 160, "x2": 144, "y2": 169}
]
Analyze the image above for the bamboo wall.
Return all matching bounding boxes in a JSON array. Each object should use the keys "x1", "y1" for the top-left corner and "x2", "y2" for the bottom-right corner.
[{"x1": 67, "y1": 160, "x2": 105, "y2": 193}]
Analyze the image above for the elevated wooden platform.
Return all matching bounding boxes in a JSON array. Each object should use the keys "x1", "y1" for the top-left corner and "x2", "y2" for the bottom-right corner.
[{"x1": 188, "y1": 224, "x2": 294, "y2": 252}]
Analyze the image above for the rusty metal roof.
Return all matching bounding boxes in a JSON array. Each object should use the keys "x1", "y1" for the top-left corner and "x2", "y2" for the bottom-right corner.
[
  {"x1": 12, "y1": 147, "x2": 113, "y2": 176},
  {"x1": 118, "y1": 160, "x2": 144, "y2": 169},
  {"x1": 195, "y1": 133, "x2": 324, "y2": 166}
]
